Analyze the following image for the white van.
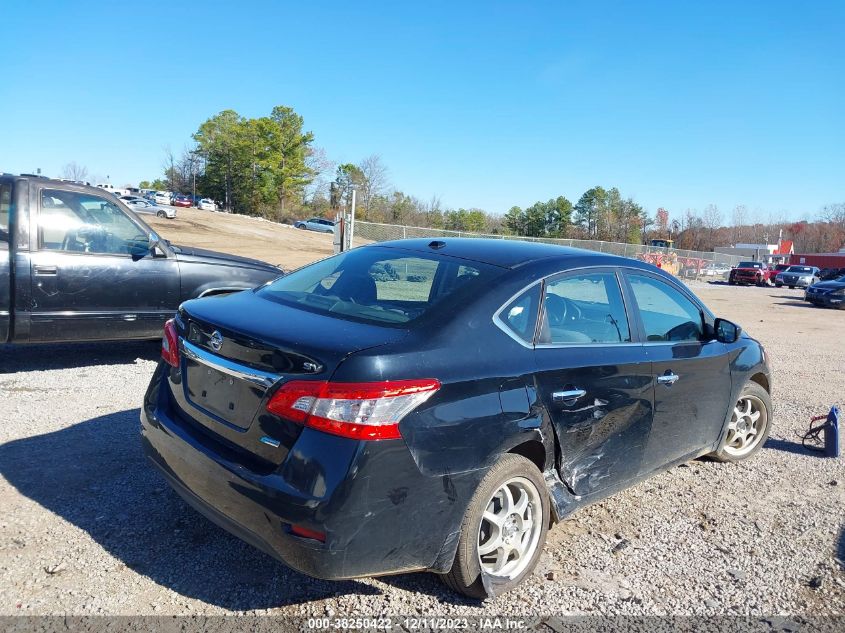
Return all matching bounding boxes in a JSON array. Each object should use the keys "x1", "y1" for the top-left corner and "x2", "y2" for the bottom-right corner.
[{"x1": 95, "y1": 183, "x2": 129, "y2": 197}]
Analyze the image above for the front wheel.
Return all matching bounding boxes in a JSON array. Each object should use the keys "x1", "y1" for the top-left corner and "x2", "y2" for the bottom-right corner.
[
  {"x1": 156, "y1": 211, "x2": 166, "y2": 218},
  {"x1": 789, "y1": 285, "x2": 794, "y2": 289},
  {"x1": 439, "y1": 454, "x2": 549, "y2": 599},
  {"x1": 709, "y1": 381, "x2": 772, "y2": 463}
]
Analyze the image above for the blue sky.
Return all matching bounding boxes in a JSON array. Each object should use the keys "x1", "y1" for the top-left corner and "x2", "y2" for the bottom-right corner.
[{"x1": 1, "y1": 1, "x2": 842, "y2": 222}]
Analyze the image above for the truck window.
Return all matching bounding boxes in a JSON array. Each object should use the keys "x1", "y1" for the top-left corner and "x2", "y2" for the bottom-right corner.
[
  {"x1": 0, "y1": 183, "x2": 10, "y2": 242},
  {"x1": 39, "y1": 189, "x2": 147, "y2": 255}
]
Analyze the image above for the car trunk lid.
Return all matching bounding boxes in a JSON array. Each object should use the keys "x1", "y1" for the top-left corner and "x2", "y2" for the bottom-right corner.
[{"x1": 170, "y1": 290, "x2": 407, "y2": 468}]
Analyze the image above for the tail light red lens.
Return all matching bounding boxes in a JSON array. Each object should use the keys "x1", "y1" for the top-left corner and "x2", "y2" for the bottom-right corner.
[
  {"x1": 161, "y1": 318, "x2": 179, "y2": 367},
  {"x1": 266, "y1": 379, "x2": 441, "y2": 440}
]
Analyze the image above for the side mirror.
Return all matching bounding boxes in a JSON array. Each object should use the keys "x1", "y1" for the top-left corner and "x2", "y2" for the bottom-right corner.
[{"x1": 714, "y1": 317, "x2": 741, "y2": 343}]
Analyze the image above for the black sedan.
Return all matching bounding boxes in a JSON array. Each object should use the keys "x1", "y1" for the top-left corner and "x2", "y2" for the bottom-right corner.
[
  {"x1": 141, "y1": 239, "x2": 772, "y2": 598},
  {"x1": 805, "y1": 276, "x2": 845, "y2": 308}
]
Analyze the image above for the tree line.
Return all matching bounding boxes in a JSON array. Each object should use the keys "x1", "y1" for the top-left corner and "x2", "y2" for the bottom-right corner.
[
  {"x1": 75, "y1": 102, "x2": 843, "y2": 253},
  {"x1": 666, "y1": 203, "x2": 845, "y2": 255}
]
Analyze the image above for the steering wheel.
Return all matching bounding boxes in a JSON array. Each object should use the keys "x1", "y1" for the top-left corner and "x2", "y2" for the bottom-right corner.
[{"x1": 545, "y1": 294, "x2": 582, "y2": 325}]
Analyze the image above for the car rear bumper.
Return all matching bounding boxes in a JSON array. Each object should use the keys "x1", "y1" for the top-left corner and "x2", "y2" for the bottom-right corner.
[{"x1": 140, "y1": 364, "x2": 469, "y2": 580}]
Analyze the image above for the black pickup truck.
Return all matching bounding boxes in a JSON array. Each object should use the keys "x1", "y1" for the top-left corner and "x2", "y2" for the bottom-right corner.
[{"x1": 0, "y1": 174, "x2": 282, "y2": 343}]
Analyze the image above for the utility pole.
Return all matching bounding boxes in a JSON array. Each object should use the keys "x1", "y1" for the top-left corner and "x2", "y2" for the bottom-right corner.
[{"x1": 347, "y1": 187, "x2": 357, "y2": 250}]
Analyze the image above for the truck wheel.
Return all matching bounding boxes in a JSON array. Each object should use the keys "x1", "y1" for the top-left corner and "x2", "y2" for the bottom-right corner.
[
  {"x1": 708, "y1": 382, "x2": 772, "y2": 463},
  {"x1": 440, "y1": 454, "x2": 549, "y2": 599}
]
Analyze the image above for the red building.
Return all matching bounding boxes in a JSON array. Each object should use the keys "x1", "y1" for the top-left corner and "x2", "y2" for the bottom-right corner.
[{"x1": 789, "y1": 252, "x2": 845, "y2": 268}]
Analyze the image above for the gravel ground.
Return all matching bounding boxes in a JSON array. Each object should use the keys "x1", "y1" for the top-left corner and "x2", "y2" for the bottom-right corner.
[{"x1": 0, "y1": 282, "x2": 843, "y2": 617}]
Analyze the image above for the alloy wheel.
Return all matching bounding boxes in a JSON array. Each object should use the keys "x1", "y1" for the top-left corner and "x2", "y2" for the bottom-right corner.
[
  {"x1": 477, "y1": 476, "x2": 543, "y2": 579},
  {"x1": 724, "y1": 395, "x2": 767, "y2": 457}
]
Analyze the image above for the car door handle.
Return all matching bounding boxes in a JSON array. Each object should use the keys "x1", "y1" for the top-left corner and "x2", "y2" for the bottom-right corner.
[
  {"x1": 553, "y1": 388, "x2": 587, "y2": 402},
  {"x1": 34, "y1": 265, "x2": 58, "y2": 276},
  {"x1": 657, "y1": 372, "x2": 680, "y2": 386}
]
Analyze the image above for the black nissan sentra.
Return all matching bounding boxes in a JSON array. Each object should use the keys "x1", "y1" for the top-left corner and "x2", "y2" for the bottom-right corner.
[{"x1": 141, "y1": 238, "x2": 772, "y2": 598}]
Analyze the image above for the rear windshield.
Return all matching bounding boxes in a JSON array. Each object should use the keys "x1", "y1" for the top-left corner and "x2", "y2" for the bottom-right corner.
[
  {"x1": 257, "y1": 247, "x2": 503, "y2": 326},
  {"x1": 786, "y1": 266, "x2": 813, "y2": 273},
  {"x1": 738, "y1": 262, "x2": 762, "y2": 268}
]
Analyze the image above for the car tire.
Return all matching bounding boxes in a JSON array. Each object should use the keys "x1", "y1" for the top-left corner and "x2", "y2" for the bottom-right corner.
[
  {"x1": 296, "y1": 224, "x2": 305, "y2": 229},
  {"x1": 775, "y1": 283, "x2": 782, "y2": 288},
  {"x1": 708, "y1": 381, "x2": 772, "y2": 463},
  {"x1": 789, "y1": 286, "x2": 794, "y2": 289},
  {"x1": 156, "y1": 211, "x2": 166, "y2": 218},
  {"x1": 439, "y1": 454, "x2": 549, "y2": 599},
  {"x1": 728, "y1": 279, "x2": 735, "y2": 285}
]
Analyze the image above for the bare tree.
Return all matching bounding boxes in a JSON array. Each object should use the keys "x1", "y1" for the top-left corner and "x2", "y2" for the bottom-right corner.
[
  {"x1": 731, "y1": 205, "x2": 748, "y2": 244},
  {"x1": 162, "y1": 145, "x2": 177, "y2": 192},
  {"x1": 358, "y1": 154, "x2": 390, "y2": 218},
  {"x1": 822, "y1": 202, "x2": 845, "y2": 228},
  {"x1": 61, "y1": 161, "x2": 89, "y2": 182},
  {"x1": 303, "y1": 146, "x2": 336, "y2": 204}
]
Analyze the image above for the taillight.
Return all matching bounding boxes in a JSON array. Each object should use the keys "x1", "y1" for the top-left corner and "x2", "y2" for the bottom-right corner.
[
  {"x1": 161, "y1": 318, "x2": 179, "y2": 367},
  {"x1": 266, "y1": 379, "x2": 440, "y2": 440}
]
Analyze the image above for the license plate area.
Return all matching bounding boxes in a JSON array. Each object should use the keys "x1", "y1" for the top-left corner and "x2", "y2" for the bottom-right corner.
[{"x1": 184, "y1": 361, "x2": 264, "y2": 430}]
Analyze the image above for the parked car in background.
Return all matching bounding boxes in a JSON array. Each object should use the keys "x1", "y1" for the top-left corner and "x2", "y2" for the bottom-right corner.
[
  {"x1": 294, "y1": 217, "x2": 336, "y2": 233},
  {"x1": 805, "y1": 275, "x2": 845, "y2": 308},
  {"x1": 197, "y1": 198, "x2": 217, "y2": 211},
  {"x1": 701, "y1": 263, "x2": 731, "y2": 278},
  {"x1": 142, "y1": 238, "x2": 771, "y2": 599},
  {"x1": 124, "y1": 198, "x2": 177, "y2": 219},
  {"x1": 818, "y1": 267, "x2": 845, "y2": 281},
  {"x1": 154, "y1": 191, "x2": 173, "y2": 206},
  {"x1": 172, "y1": 195, "x2": 193, "y2": 208},
  {"x1": 774, "y1": 265, "x2": 820, "y2": 289},
  {"x1": 0, "y1": 174, "x2": 282, "y2": 344},
  {"x1": 728, "y1": 261, "x2": 774, "y2": 286}
]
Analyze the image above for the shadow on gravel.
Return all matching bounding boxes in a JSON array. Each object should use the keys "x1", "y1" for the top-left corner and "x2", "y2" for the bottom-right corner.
[
  {"x1": 773, "y1": 301, "x2": 817, "y2": 309},
  {"x1": 0, "y1": 341, "x2": 160, "y2": 373},
  {"x1": 763, "y1": 437, "x2": 818, "y2": 456},
  {"x1": 0, "y1": 409, "x2": 380, "y2": 609}
]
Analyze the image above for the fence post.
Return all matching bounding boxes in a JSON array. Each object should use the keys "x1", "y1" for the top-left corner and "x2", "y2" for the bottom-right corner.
[{"x1": 402, "y1": 226, "x2": 406, "y2": 239}]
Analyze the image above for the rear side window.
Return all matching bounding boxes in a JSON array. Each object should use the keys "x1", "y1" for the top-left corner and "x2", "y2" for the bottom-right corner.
[
  {"x1": 258, "y1": 248, "x2": 502, "y2": 326},
  {"x1": 541, "y1": 271, "x2": 631, "y2": 344},
  {"x1": 498, "y1": 285, "x2": 541, "y2": 344},
  {"x1": 628, "y1": 274, "x2": 704, "y2": 342}
]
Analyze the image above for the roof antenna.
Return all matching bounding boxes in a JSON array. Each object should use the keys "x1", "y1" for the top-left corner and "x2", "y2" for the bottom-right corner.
[{"x1": 428, "y1": 240, "x2": 446, "y2": 250}]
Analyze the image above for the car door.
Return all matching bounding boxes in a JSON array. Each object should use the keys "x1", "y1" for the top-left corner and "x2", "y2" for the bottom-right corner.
[
  {"x1": 624, "y1": 271, "x2": 733, "y2": 473},
  {"x1": 128, "y1": 200, "x2": 152, "y2": 215},
  {"x1": 28, "y1": 186, "x2": 179, "y2": 341},
  {"x1": 533, "y1": 268, "x2": 654, "y2": 498}
]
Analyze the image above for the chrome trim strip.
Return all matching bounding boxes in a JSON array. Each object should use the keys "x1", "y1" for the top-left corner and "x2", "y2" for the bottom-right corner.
[
  {"x1": 197, "y1": 287, "x2": 248, "y2": 298},
  {"x1": 180, "y1": 338, "x2": 280, "y2": 388}
]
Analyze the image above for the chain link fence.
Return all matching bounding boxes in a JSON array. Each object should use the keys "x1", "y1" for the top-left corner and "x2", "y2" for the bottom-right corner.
[{"x1": 353, "y1": 221, "x2": 743, "y2": 281}]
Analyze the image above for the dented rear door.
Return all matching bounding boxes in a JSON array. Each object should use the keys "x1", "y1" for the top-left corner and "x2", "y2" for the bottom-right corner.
[
  {"x1": 532, "y1": 268, "x2": 653, "y2": 497},
  {"x1": 534, "y1": 346, "x2": 653, "y2": 496}
]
